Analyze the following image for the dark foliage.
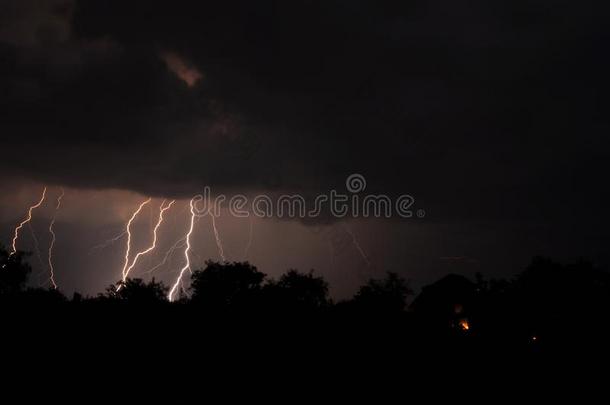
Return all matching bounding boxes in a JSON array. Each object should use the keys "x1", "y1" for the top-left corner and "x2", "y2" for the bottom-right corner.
[
  {"x1": 190, "y1": 261, "x2": 266, "y2": 309},
  {"x1": 262, "y1": 269, "x2": 330, "y2": 312},
  {"x1": 0, "y1": 246, "x2": 32, "y2": 296},
  {"x1": 347, "y1": 272, "x2": 413, "y2": 314},
  {"x1": 2, "y1": 243, "x2": 610, "y2": 354},
  {"x1": 102, "y1": 278, "x2": 168, "y2": 304}
]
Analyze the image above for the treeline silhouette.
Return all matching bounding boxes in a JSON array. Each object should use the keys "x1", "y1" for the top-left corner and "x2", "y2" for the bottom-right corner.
[{"x1": 2, "y1": 244, "x2": 610, "y2": 356}]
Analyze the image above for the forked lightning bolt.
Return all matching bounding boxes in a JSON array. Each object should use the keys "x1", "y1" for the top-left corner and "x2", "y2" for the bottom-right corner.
[
  {"x1": 145, "y1": 214, "x2": 205, "y2": 275},
  {"x1": 47, "y1": 188, "x2": 65, "y2": 289},
  {"x1": 8, "y1": 187, "x2": 47, "y2": 258},
  {"x1": 122, "y1": 199, "x2": 175, "y2": 281},
  {"x1": 168, "y1": 196, "x2": 199, "y2": 302},
  {"x1": 119, "y1": 198, "x2": 152, "y2": 282}
]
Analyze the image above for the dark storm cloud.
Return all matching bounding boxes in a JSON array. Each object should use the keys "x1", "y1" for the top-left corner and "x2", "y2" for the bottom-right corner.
[{"x1": 1, "y1": 0, "x2": 609, "y2": 224}]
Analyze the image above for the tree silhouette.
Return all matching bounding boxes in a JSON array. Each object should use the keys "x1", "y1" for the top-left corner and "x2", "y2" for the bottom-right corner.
[
  {"x1": 3, "y1": 242, "x2": 610, "y2": 353},
  {"x1": 0, "y1": 245, "x2": 32, "y2": 297},
  {"x1": 103, "y1": 278, "x2": 168, "y2": 304},
  {"x1": 410, "y1": 274, "x2": 477, "y2": 332},
  {"x1": 263, "y1": 269, "x2": 330, "y2": 311},
  {"x1": 509, "y1": 257, "x2": 610, "y2": 339},
  {"x1": 349, "y1": 272, "x2": 412, "y2": 313},
  {"x1": 411, "y1": 274, "x2": 477, "y2": 315},
  {"x1": 190, "y1": 261, "x2": 266, "y2": 309},
  {"x1": 17, "y1": 287, "x2": 67, "y2": 305}
]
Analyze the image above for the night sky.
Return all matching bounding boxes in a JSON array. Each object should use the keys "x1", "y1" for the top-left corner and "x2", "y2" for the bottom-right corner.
[{"x1": 1, "y1": 0, "x2": 609, "y2": 298}]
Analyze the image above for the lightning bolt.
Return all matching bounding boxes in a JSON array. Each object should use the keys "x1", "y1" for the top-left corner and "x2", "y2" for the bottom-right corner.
[
  {"x1": 8, "y1": 187, "x2": 47, "y2": 259},
  {"x1": 89, "y1": 230, "x2": 128, "y2": 253},
  {"x1": 210, "y1": 214, "x2": 226, "y2": 262},
  {"x1": 344, "y1": 225, "x2": 371, "y2": 267},
  {"x1": 47, "y1": 188, "x2": 65, "y2": 289},
  {"x1": 145, "y1": 236, "x2": 186, "y2": 274},
  {"x1": 119, "y1": 198, "x2": 152, "y2": 282},
  {"x1": 122, "y1": 199, "x2": 175, "y2": 281},
  {"x1": 180, "y1": 280, "x2": 189, "y2": 298},
  {"x1": 145, "y1": 211, "x2": 206, "y2": 275},
  {"x1": 168, "y1": 196, "x2": 199, "y2": 302},
  {"x1": 28, "y1": 221, "x2": 46, "y2": 271}
]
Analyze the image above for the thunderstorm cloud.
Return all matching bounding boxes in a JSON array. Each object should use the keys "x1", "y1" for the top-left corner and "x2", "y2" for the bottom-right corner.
[{"x1": 0, "y1": 0, "x2": 608, "y2": 225}]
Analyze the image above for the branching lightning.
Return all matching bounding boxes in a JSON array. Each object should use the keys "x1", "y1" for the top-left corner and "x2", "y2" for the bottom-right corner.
[
  {"x1": 210, "y1": 214, "x2": 226, "y2": 262},
  {"x1": 89, "y1": 230, "x2": 128, "y2": 253},
  {"x1": 168, "y1": 197, "x2": 199, "y2": 302},
  {"x1": 122, "y1": 199, "x2": 175, "y2": 281},
  {"x1": 8, "y1": 187, "x2": 47, "y2": 258},
  {"x1": 3, "y1": 187, "x2": 375, "y2": 297},
  {"x1": 47, "y1": 188, "x2": 65, "y2": 289},
  {"x1": 145, "y1": 236, "x2": 186, "y2": 274},
  {"x1": 145, "y1": 212, "x2": 206, "y2": 274},
  {"x1": 119, "y1": 198, "x2": 152, "y2": 282}
]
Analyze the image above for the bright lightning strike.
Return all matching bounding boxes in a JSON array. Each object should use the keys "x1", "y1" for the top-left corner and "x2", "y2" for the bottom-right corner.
[
  {"x1": 210, "y1": 214, "x2": 226, "y2": 262},
  {"x1": 145, "y1": 214, "x2": 205, "y2": 275},
  {"x1": 9, "y1": 187, "x2": 47, "y2": 258},
  {"x1": 168, "y1": 196, "x2": 199, "y2": 302},
  {"x1": 119, "y1": 198, "x2": 152, "y2": 282},
  {"x1": 122, "y1": 199, "x2": 175, "y2": 281},
  {"x1": 47, "y1": 188, "x2": 65, "y2": 289}
]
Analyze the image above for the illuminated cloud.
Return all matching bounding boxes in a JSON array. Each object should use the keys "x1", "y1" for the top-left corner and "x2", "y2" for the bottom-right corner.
[{"x1": 160, "y1": 51, "x2": 202, "y2": 88}]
